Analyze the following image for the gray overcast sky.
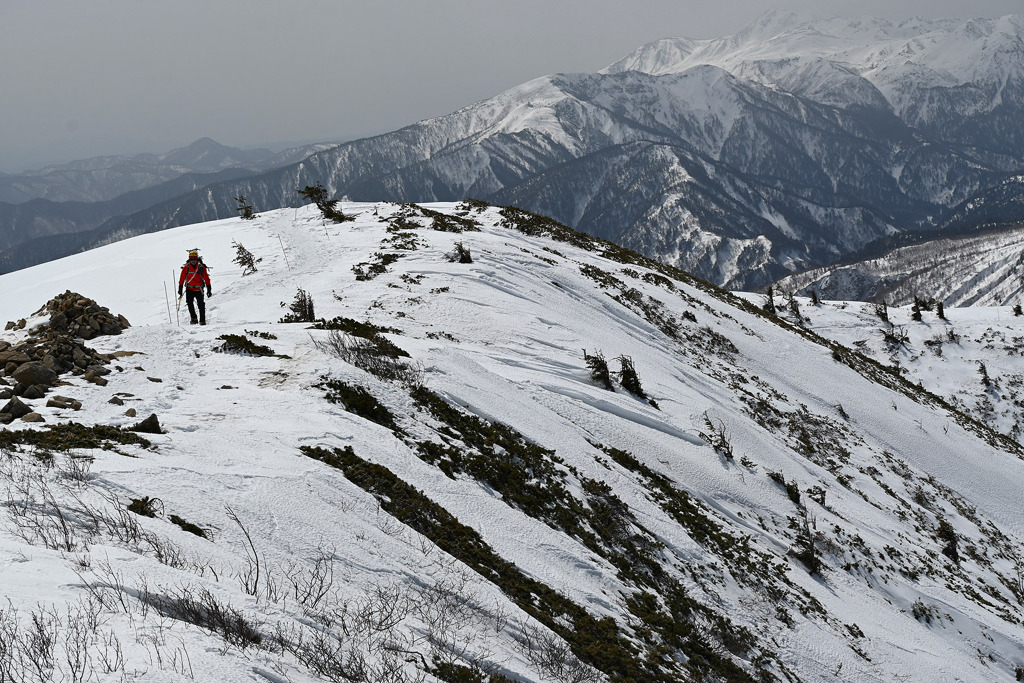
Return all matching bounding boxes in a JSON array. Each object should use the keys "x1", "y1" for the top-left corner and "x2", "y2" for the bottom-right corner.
[{"x1": 1, "y1": 0, "x2": 1021, "y2": 173}]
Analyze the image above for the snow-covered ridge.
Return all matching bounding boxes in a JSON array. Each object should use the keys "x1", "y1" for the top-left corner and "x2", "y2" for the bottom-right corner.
[
  {"x1": 603, "y1": 12, "x2": 1024, "y2": 111},
  {"x1": 1, "y1": 204, "x2": 1023, "y2": 681}
]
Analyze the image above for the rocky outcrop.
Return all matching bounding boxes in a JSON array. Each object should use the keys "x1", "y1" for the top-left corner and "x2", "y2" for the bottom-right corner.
[
  {"x1": 35, "y1": 290, "x2": 131, "y2": 340},
  {"x1": 0, "y1": 292, "x2": 130, "y2": 418}
]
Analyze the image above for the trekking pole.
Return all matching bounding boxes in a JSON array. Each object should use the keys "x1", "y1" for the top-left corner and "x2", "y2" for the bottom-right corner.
[
  {"x1": 278, "y1": 235, "x2": 290, "y2": 269},
  {"x1": 172, "y1": 270, "x2": 181, "y2": 326},
  {"x1": 164, "y1": 281, "x2": 172, "y2": 324}
]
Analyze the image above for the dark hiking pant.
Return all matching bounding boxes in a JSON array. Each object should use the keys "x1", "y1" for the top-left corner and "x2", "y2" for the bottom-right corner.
[{"x1": 185, "y1": 289, "x2": 206, "y2": 323}]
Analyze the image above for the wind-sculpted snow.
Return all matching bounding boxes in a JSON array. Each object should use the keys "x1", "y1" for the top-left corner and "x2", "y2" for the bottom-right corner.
[{"x1": 0, "y1": 203, "x2": 1023, "y2": 681}]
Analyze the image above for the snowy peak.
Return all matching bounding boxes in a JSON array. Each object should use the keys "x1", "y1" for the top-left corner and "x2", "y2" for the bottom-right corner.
[{"x1": 604, "y1": 13, "x2": 1024, "y2": 111}]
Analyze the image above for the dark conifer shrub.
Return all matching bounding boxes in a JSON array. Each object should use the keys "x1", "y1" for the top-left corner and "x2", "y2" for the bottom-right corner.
[
  {"x1": 583, "y1": 350, "x2": 614, "y2": 391},
  {"x1": 616, "y1": 355, "x2": 647, "y2": 398},
  {"x1": 280, "y1": 288, "x2": 315, "y2": 323},
  {"x1": 231, "y1": 239, "x2": 262, "y2": 275},
  {"x1": 234, "y1": 195, "x2": 257, "y2": 220},
  {"x1": 298, "y1": 183, "x2": 351, "y2": 223},
  {"x1": 447, "y1": 241, "x2": 473, "y2": 263},
  {"x1": 762, "y1": 286, "x2": 776, "y2": 315}
]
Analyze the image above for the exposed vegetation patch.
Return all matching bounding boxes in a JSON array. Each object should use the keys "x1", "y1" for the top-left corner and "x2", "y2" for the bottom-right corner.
[
  {"x1": 316, "y1": 376, "x2": 402, "y2": 433},
  {"x1": 0, "y1": 422, "x2": 152, "y2": 456},
  {"x1": 405, "y1": 388, "x2": 770, "y2": 680},
  {"x1": 169, "y1": 514, "x2": 209, "y2": 539},
  {"x1": 313, "y1": 316, "x2": 404, "y2": 344},
  {"x1": 353, "y1": 252, "x2": 403, "y2": 281},
  {"x1": 300, "y1": 444, "x2": 695, "y2": 682},
  {"x1": 213, "y1": 334, "x2": 281, "y2": 357},
  {"x1": 418, "y1": 205, "x2": 481, "y2": 233}
]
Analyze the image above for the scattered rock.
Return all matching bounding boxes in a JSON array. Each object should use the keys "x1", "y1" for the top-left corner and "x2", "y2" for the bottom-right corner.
[
  {"x1": 108, "y1": 396, "x2": 125, "y2": 406},
  {"x1": 0, "y1": 413, "x2": 12, "y2": 424},
  {"x1": 125, "y1": 408, "x2": 137, "y2": 418},
  {"x1": 21, "y1": 412, "x2": 44, "y2": 423},
  {"x1": 1, "y1": 293, "x2": 129, "y2": 400},
  {"x1": 130, "y1": 413, "x2": 161, "y2": 434},
  {"x1": 1, "y1": 396, "x2": 32, "y2": 419},
  {"x1": 147, "y1": 377, "x2": 163, "y2": 383},
  {"x1": 47, "y1": 396, "x2": 82, "y2": 410},
  {"x1": 84, "y1": 372, "x2": 108, "y2": 387}
]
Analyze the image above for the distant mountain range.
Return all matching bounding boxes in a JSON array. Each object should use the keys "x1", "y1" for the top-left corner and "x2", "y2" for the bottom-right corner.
[
  {"x1": 0, "y1": 137, "x2": 334, "y2": 204},
  {"x1": 3, "y1": 12, "x2": 1024, "y2": 295}
]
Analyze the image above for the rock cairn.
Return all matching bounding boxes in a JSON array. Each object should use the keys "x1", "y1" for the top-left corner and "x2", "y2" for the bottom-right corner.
[{"x1": 1, "y1": 291, "x2": 130, "y2": 423}]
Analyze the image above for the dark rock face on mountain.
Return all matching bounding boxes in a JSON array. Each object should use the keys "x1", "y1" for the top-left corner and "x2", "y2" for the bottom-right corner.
[{"x1": 5, "y1": 14, "x2": 1024, "y2": 289}]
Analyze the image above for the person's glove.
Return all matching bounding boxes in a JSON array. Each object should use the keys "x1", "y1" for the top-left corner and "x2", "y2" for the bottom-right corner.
[
  {"x1": 207, "y1": 287, "x2": 213, "y2": 297},
  {"x1": 177, "y1": 287, "x2": 182, "y2": 297}
]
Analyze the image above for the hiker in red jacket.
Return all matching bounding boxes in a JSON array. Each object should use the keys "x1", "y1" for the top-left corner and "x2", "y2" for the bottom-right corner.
[{"x1": 178, "y1": 250, "x2": 212, "y2": 325}]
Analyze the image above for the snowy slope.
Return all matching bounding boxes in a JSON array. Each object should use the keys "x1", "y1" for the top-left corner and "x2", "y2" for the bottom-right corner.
[
  {"x1": 773, "y1": 223, "x2": 1024, "y2": 307},
  {"x1": 1, "y1": 204, "x2": 1023, "y2": 682}
]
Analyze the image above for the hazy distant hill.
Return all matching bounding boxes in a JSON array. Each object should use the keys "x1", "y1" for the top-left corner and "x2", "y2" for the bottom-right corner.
[{"x1": 0, "y1": 138, "x2": 334, "y2": 204}]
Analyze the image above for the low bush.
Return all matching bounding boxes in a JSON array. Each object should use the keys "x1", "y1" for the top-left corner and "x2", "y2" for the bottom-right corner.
[
  {"x1": 316, "y1": 376, "x2": 402, "y2": 433},
  {"x1": 280, "y1": 288, "x2": 316, "y2": 323},
  {"x1": 213, "y1": 334, "x2": 279, "y2": 357}
]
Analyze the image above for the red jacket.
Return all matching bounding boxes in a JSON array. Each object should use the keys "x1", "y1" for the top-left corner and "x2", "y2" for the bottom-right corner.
[{"x1": 179, "y1": 262, "x2": 211, "y2": 291}]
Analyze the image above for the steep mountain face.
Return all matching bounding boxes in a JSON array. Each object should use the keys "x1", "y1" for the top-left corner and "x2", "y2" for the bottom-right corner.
[
  {"x1": 5, "y1": 14, "x2": 1024, "y2": 290},
  {"x1": 773, "y1": 223, "x2": 1024, "y2": 306},
  {"x1": 0, "y1": 203, "x2": 1022, "y2": 682}
]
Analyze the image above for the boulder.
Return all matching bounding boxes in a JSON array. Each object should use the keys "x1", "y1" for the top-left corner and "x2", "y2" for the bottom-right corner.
[
  {"x1": 1, "y1": 396, "x2": 32, "y2": 419},
  {"x1": 130, "y1": 413, "x2": 162, "y2": 434},
  {"x1": 21, "y1": 412, "x2": 44, "y2": 423},
  {"x1": 22, "y1": 385, "x2": 44, "y2": 400},
  {"x1": 84, "y1": 371, "x2": 108, "y2": 386},
  {"x1": 47, "y1": 396, "x2": 81, "y2": 410},
  {"x1": 0, "y1": 351, "x2": 31, "y2": 365},
  {"x1": 12, "y1": 362, "x2": 57, "y2": 387}
]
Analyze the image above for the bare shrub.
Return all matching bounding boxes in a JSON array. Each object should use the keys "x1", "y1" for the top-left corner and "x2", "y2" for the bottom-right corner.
[
  {"x1": 513, "y1": 621, "x2": 602, "y2": 683},
  {"x1": 312, "y1": 330, "x2": 423, "y2": 386}
]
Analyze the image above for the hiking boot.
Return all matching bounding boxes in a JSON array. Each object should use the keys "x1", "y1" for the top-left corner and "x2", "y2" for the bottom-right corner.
[
  {"x1": 190, "y1": 319, "x2": 198, "y2": 325},
  {"x1": 200, "y1": 321, "x2": 207, "y2": 326}
]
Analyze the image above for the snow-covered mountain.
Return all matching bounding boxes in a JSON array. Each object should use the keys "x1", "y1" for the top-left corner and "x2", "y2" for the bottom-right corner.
[
  {"x1": 773, "y1": 221, "x2": 1024, "y2": 307},
  {"x1": 8, "y1": 13, "x2": 1022, "y2": 288},
  {"x1": 1, "y1": 203, "x2": 1023, "y2": 682}
]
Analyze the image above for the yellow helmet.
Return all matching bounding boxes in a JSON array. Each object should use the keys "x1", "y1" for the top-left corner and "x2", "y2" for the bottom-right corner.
[{"x1": 188, "y1": 250, "x2": 199, "y2": 259}]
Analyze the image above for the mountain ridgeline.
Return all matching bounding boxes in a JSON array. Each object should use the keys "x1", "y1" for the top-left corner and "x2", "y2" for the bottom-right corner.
[{"x1": 3, "y1": 13, "x2": 1024, "y2": 291}]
